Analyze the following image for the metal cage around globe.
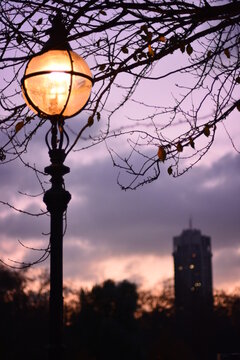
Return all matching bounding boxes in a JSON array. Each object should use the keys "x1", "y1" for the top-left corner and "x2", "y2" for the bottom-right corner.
[{"x1": 21, "y1": 49, "x2": 93, "y2": 119}]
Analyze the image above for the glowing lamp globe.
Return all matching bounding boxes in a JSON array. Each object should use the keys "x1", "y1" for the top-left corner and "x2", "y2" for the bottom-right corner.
[{"x1": 21, "y1": 49, "x2": 92, "y2": 118}]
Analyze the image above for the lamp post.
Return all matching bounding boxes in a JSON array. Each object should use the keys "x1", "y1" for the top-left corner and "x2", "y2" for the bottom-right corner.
[{"x1": 21, "y1": 13, "x2": 93, "y2": 359}]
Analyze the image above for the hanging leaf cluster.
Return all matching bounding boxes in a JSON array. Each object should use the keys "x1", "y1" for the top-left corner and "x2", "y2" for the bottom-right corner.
[
  {"x1": 15, "y1": 121, "x2": 24, "y2": 133},
  {"x1": 186, "y1": 44, "x2": 193, "y2": 56},
  {"x1": 203, "y1": 125, "x2": 210, "y2": 137},
  {"x1": 157, "y1": 146, "x2": 166, "y2": 161},
  {"x1": 0, "y1": 148, "x2": 6, "y2": 161}
]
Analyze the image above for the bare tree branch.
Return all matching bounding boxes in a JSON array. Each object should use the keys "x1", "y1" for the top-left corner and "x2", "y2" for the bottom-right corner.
[{"x1": 0, "y1": 0, "x2": 239, "y2": 187}]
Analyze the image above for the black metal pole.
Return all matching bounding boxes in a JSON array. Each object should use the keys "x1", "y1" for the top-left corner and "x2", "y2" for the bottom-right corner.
[{"x1": 43, "y1": 148, "x2": 71, "y2": 360}]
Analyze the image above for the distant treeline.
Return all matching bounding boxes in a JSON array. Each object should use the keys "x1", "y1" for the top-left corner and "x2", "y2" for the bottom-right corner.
[{"x1": 0, "y1": 264, "x2": 240, "y2": 360}]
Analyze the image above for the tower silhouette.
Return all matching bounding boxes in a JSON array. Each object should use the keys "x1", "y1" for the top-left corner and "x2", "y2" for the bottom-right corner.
[
  {"x1": 173, "y1": 223, "x2": 213, "y2": 314},
  {"x1": 173, "y1": 223, "x2": 214, "y2": 359}
]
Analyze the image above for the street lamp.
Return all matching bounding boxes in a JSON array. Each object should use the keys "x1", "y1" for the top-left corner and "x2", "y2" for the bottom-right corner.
[{"x1": 21, "y1": 13, "x2": 93, "y2": 359}]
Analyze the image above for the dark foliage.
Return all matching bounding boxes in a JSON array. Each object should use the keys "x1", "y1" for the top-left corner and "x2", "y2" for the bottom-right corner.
[
  {"x1": 68, "y1": 279, "x2": 141, "y2": 359},
  {"x1": 0, "y1": 265, "x2": 48, "y2": 359},
  {"x1": 0, "y1": 266, "x2": 240, "y2": 359}
]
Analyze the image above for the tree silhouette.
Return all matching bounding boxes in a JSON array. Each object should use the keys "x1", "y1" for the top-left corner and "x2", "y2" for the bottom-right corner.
[
  {"x1": 0, "y1": 268, "x2": 240, "y2": 359},
  {"x1": 0, "y1": 0, "x2": 239, "y2": 188},
  {"x1": 0, "y1": 265, "x2": 50, "y2": 359},
  {"x1": 68, "y1": 279, "x2": 142, "y2": 359}
]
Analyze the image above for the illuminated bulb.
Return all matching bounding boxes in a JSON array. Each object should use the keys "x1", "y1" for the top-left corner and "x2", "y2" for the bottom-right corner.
[{"x1": 22, "y1": 50, "x2": 92, "y2": 118}]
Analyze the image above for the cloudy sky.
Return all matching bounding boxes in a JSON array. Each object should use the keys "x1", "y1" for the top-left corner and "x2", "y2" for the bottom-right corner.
[{"x1": 0, "y1": 110, "x2": 239, "y2": 293}]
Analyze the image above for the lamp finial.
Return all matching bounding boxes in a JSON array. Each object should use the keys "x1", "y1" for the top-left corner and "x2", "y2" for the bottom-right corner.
[{"x1": 43, "y1": 12, "x2": 71, "y2": 51}]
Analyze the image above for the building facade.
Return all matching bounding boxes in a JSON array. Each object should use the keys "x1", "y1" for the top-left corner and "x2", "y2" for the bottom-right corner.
[{"x1": 173, "y1": 224, "x2": 213, "y2": 314}]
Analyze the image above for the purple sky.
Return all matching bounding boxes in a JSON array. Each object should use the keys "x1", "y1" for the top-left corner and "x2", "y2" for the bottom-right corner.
[
  {"x1": 0, "y1": 32, "x2": 240, "y2": 293},
  {"x1": 0, "y1": 117, "x2": 239, "y2": 292}
]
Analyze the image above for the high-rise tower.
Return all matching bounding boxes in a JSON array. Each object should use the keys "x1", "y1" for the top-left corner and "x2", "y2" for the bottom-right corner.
[{"x1": 173, "y1": 224, "x2": 213, "y2": 314}]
